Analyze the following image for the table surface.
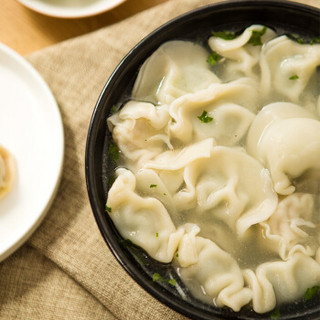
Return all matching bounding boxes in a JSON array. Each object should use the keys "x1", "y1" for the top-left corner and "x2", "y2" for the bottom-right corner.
[{"x1": 0, "y1": 0, "x2": 167, "y2": 56}]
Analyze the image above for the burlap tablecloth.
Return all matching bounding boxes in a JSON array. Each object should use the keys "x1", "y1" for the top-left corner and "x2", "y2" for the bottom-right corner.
[{"x1": 0, "y1": 0, "x2": 319, "y2": 319}]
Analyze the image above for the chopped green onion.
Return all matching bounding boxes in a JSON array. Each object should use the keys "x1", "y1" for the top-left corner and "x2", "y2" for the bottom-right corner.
[
  {"x1": 270, "y1": 309, "x2": 280, "y2": 320},
  {"x1": 198, "y1": 110, "x2": 213, "y2": 123},
  {"x1": 108, "y1": 142, "x2": 120, "y2": 163},
  {"x1": 310, "y1": 37, "x2": 320, "y2": 44},
  {"x1": 212, "y1": 30, "x2": 236, "y2": 40},
  {"x1": 150, "y1": 184, "x2": 157, "y2": 188},
  {"x1": 290, "y1": 33, "x2": 305, "y2": 44},
  {"x1": 207, "y1": 51, "x2": 222, "y2": 66},
  {"x1": 168, "y1": 279, "x2": 177, "y2": 286},
  {"x1": 305, "y1": 285, "x2": 319, "y2": 300},
  {"x1": 248, "y1": 26, "x2": 267, "y2": 46},
  {"x1": 155, "y1": 232, "x2": 159, "y2": 237},
  {"x1": 110, "y1": 105, "x2": 118, "y2": 114},
  {"x1": 152, "y1": 273, "x2": 176, "y2": 286},
  {"x1": 289, "y1": 75, "x2": 299, "y2": 80},
  {"x1": 105, "y1": 205, "x2": 112, "y2": 213}
]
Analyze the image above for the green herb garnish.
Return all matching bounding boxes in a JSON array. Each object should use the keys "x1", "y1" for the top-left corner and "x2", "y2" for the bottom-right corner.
[
  {"x1": 105, "y1": 205, "x2": 112, "y2": 213},
  {"x1": 305, "y1": 285, "x2": 319, "y2": 300},
  {"x1": 155, "y1": 232, "x2": 159, "y2": 237},
  {"x1": 270, "y1": 309, "x2": 280, "y2": 320},
  {"x1": 248, "y1": 26, "x2": 267, "y2": 46},
  {"x1": 310, "y1": 37, "x2": 320, "y2": 44},
  {"x1": 110, "y1": 105, "x2": 118, "y2": 115},
  {"x1": 168, "y1": 279, "x2": 176, "y2": 286},
  {"x1": 207, "y1": 51, "x2": 222, "y2": 66},
  {"x1": 212, "y1": 30, "x2": 236, "y2": 40},
  {"x1": 197, "y1": 110, "x2": 213, "y2": 123},
  {"x1": 289, "y1": 75, "x2": 299, "y2": 80},
  {"x1": 152, "y1": 273, "x2": 176, "y2": 286},
  {"x1": 290, "y1": 33, "x2": 305, "y2": 44},
  {"x1": 108, "y1": 142, "x2": 120, "y2": 163},
  {"x1": 150, "y1": 184, "x2": 157, "y2": 188}
]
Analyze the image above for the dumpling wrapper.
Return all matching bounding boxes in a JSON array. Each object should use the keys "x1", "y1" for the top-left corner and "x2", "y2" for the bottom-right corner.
[
  {"x1": 253, "y1": 117, "x2": 320, "y2": 195},
  {"x1": 108, "y1": 100, "x2": 171, "y2": 172},
  {"x1": 132, "y1": 40, "x2": 220, "y2": 105},
  {"x1": 260, "y1": 193, "x2": 317, "y2": 260},
  {"x1": 208, "y1": 25, "x2": 276, "y2": 81},
  {"x1": 146, "y1": 144, "x2": 278, "y2": 236},
  {"x1": 260, "y1": 35, "x2": 320, "y2": 103},
  {"x1": 247, "y1": 101, "x2": 316, "y2": 159},
  {"x1": 244, "y1": 253, "x2": 320, "y2": 313},
  {"x1": 0, "y1": 145, "x2": 15, "y2": 199},
  {"x1": 107, "y1": 168, "x2": 184, "y2": 263},
  {"x1": 168, "y1": 77, "x2": 259, "y2": 145},
  {"x1": 177, "y1": 231, "x2": 252, "y2": 312}
]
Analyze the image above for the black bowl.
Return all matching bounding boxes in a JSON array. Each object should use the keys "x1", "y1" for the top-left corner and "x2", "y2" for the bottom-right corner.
[{"x1": 85, "y1": 1, "x2": 320, "y2": 319}]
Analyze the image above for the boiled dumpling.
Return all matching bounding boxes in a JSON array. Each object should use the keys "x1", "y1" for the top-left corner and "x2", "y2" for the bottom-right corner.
[
  {"x1": 260, "y1": 35, "x2": 320, "y2": 104},
  {"x1": 168, "y1": 77, "x2": 259, "y2": 145},
  {"x1": 252, "y1": 117, "x2": 320, "y2": 195},
  {"x1": 0, "y1": 145, "x2": 15, "y2": 199},
  {"x1": 107, "y1": 168, "x2": 184, "y2": 263},
  {"x1": 260, "y1": 193, "x2": 317, "y2": 260},
  {"x1": 143, "y1": 138, "x2": 217, "y2": 211},
  {"x1": 132, "y1": 40, "x2": 220, "y2": 105},
  {"x1": 208, "y1": 25, "x2": 276, "y2": 81},
  {"x1": 247, "y1": 101, "x2": 316, "y2": 159},
  {"x1": 108, "y1": 100, "x2": 171, "y2": 171},
  {"x1": 146, "y1": 144, "x2": 278, "y2": 236},
  {"x1": 244, "y1": 253, "x2": 320, "y2": 313},
  {"x1": 177, "y1": 233, "x2": 252, "y2": 311}
]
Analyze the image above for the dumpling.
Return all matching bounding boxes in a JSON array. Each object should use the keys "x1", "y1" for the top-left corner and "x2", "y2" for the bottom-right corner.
[
  {"x1": 168, "y1": 77, "x2": 259, "y2": 145},
  {"x1": 106, "y1": 168, "x2": 184, "y2": 263},
  {"x1": 108, "y1": 100, "x2": 171, "y2": 171},
  {"x1": 146, "y1": 144, "x2": 278, "y2": 236},
  {"x1": 144, "y1": 138, "x2": 217, "y2": 211},
  {"x1": 0, "y1": 145, "x2": 15, "y2": 199},
  {"x1": 132, "y1": 40, "x2": 220, "y2": 105},
  {"x1": 247, "y1": 101, "x2": 316, "y2": 159},
  {"x1": 260, "y1": 35, "x2": 320, "y2": 104},
  {"x1": 191, "y1": 102, "x2": 255, "y2": 147},
  {"x1": 177, "y1": 233, "x2": 252, "y2": 311},
  {"x1": 247, "y1": 102, "x2": 320, "y2": 195},
  {"x1": 251, "y1": 117, "x2": 320, "y2": 195},
  {"x1": 260, "y1": 193, "x2": 317, "y2": 260},
  {"x1": 208, "y1": 25, "x2": 276, "y2": 81},
  {"x1": 243, "y1": 253, "x2": 320, "y2": 313}
]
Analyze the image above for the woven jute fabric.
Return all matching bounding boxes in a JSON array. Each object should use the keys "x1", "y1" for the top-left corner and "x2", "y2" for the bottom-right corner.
[{"x1": 0, "y1": 0, "x2": 319, "y2": 319}]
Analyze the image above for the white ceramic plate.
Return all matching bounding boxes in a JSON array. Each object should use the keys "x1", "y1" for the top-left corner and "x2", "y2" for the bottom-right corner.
[
  {"x1": 17, "y1": 0, "x2": 126, "y2": 18},
  {"x1": 0, "y1": 43, "x2": 64, "y2": 262}
]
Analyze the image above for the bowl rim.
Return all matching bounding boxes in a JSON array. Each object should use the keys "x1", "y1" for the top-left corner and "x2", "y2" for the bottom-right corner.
[{"x1": 85, "y1": 1, "x2": 320, "y2": 319}]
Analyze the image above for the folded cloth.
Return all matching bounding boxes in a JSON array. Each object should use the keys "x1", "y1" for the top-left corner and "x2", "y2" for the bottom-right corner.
[{"x1": 0, "y1": 0, "x2": 318, "y2": 319}]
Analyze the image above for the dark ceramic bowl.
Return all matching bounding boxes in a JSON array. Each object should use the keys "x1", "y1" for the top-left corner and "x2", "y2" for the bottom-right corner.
[{"x1": 85, "y1": 1, "x2": 320, "y2": 319}]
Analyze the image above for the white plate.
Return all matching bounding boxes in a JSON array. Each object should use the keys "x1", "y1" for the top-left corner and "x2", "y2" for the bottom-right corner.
[
  {"x1": 17, "y1": 0, "x2": 126, "y2": 18},
  {"x1": 0, "y1": 43, "x2": 64, "y2": 262}
]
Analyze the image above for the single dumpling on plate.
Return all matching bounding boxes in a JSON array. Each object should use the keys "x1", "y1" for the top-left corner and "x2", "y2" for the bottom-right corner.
[{"x1": 0, "y1": 145, "x2": 15, "y2": 199}]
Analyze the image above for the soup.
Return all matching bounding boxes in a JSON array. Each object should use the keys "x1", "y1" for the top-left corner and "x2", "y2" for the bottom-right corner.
[{"x1": 105, "y1": 25, "x2": 320, "y2": 314}]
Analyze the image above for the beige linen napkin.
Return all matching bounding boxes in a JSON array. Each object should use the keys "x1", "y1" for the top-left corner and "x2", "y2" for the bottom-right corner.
[{"x1": 0, "y1": 0, "x2": 319, "y2": 319}]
